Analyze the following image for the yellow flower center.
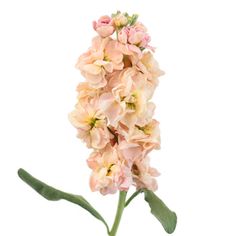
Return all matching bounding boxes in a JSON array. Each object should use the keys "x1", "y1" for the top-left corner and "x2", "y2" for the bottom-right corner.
[
  {"x1": 104, "y1": 54, "x2": 110, "y2": 62},
  {"x1": 136, "y1": 124, "x2": 152, "y2": 135},
  {"x1": 89, "y1": 117, "x2": 99, "y2": 129},
  {"x1": 125, "y1": 93, "x2": 137, "y2": 110},
  {"x1": 106, "y1": 164, "x2": 115, "y2": 176},
  {"x1": 126, "y1": 102, "x2": 136, "y2": 110}
]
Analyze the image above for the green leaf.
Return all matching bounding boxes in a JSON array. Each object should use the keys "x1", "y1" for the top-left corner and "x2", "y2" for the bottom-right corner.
[
  {"x1": 129, "y1": 14, "x2": 139, "y2": 26},
  {"x1": 18, "y1": 168, "x2": 109, "y2": 234},
  {"x1": 144, "y1": 190, "x2": 177, "y2": 234}
]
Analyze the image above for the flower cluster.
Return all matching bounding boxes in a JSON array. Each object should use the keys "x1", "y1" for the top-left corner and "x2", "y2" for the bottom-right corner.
[{"x1": 69, "y1": 12, "x2": 164, "y2": 195}]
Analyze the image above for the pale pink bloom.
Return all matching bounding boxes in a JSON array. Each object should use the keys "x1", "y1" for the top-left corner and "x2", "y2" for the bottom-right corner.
[
  {"x1": 76, "y1": 36, "x2": 123, "y2": 88},
  {"x1": 135, "y1": 102, "x2": 156, "y2": 127},
  {"x1": 118, "y1": 22, "x2": 153, "y2": 52},
  {"x1": 137, "y1": 51, "x2": 165, "y2": 81},
  {"x1": 71, "y1": 13, "x2": 164, "y2": 195},
  {"x1": 117, "y1": 34, "x2": 142, "y2": 58},
  {"x1": 128, "y1": 23, "x2": 148, "y2": 45},
  {"x1": 123, "y1": 119, "x2": 161, "y2": 154},
  {"x1": 115, "y1": 71, "x2": 155, "y2": 127},
  {"x1": 76, "y1": 82, "x2": 101, "y2": 106},
  {"x1": 129, "y1": 22, "x2": 155, "y2": 51},
  {"x1": 117, "y1": 138, "x2": 143, "y2": 164},
  {"x1": 69, "y1": 101, "x2": 111, "y2": 149},
  {"x1": 99, "y1": 68, "x2": 152, "y2": 127},
  {"x1": 132, "y1": 156, "x2": 160, "y2": 191},
  {"x1": 104, "y1": 39, "x2": 124, "y2": 71},
  {"x1": 118, "y1": 27, "x2": 129, "y2": 44},
  {"x1": 99, "y1": 92, "x2": 126, "y2": 127},
  {"x1": 93, "y1": 15, "x2": 115, "y2": 38},
  {"x1": 87, "y1": 144, "x2": 132, "y2": 195},
  {"x1": 123, "y1": 52, "x2": 163, "y2": 99},
  {"x1": 119, "y1": 89, "x2": 146, "y2": 127},
  {"x1": 128, "y1": 69, "x2": 157, "y2": 100},
  {"x1": 99, "y1": 69, "x2": 132, "y2": 126}
]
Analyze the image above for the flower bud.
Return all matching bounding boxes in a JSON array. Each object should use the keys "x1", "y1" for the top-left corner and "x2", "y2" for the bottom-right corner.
[{"x1": 93, "y1": 15, "x2": 115, "y2": 37}]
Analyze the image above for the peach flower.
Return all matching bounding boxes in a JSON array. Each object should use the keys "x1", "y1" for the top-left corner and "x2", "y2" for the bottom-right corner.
[
  {"x1": 69, "y1": 101, "x2": 111, "y2": 149},
  {"x1": 99, "y1": 68, "x2": 153, "y2": 127},
  {"x1": 117, "y1": 35, "x2": 143, "y2": 58},
  {"x1": 120, "y1": 119, "x2": 161, "y2": 155},
  {"x1": 87, "y1": 144, "x2": 132, "y2": 195},
  {"x1": 76, "y1": 82, "x2": 101, "y2": 106},
  {"x1": 93, "y1": 15, "x2": 115, "y2": 38},
  {"x1": 132, "y1": 156, "x2": 160, "y2": 191},
  {"x1": 117, "y1": 138, "x2": 143, "y2": 164},
  {"x1": 70, "y1": 12, "x2": 165, "y2": 195},
  {"x1": 76, "y1": 36, "x2": 123, "y2": 88},
  {"x1": 137, "y1": 51, "x2": 165, "y2": 81}
]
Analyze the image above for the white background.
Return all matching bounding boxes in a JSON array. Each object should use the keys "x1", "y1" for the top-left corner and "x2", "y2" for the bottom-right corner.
[{"x1": 0, "y1": 0, "x2": 236, "y2": 235}]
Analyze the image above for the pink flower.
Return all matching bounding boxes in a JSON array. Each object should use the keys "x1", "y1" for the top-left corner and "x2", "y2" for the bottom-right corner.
[
  {"x1": 118, "y1": 22, "x2": 153, "y2": 51},
  {"x1": 69, "y1": 100, "x2": 111, "y2": 149},
  {"x1": 76, "y1": 82, "x2": 101, "y2": 107},
  {"x1": 132, "y1": 156, "x2": 160, "y2": 191},
  {"x1": 117, "y1": 137, "x2": 143, "y2": 163},
  {"x1": 137, "y1": 51, "x2": 165, "y2": 81},
  {"x1": 70, "y1": 12, "x2": 165, "y2": 195},
  {"x1": 93, "y1": 15, "x2": 115, "y2": 38},
  {"x1": 120, "y1": 119, "x2": 161, "y2": 155},
  {"x1": 118, "y1": 27, "x2": 129, "y2": 44},
  {"x1": 76, "y1": 36, "x2": 124, "y2": 88},
  {"x1": 99, "y1": 68, "x2": 154, "y2": 127},
  {"x1": 129, "y1": 22, "x2": 154, "y2": 50},
  {"x1": 87, "y1": 144, "x2": 132, "y2": 195},
  {"x1": 117, "y1": 33, "x2": 143, "y2": 58},
  {"x1": 129, "y1": 23, "x2": 147, "y2": 45}
]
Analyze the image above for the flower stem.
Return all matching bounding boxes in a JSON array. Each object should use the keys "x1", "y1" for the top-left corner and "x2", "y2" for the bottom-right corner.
[
  {"x1": 109, "y1": 191, "x2": 127, "y2": 236},
  {"x1": 125, "y1": 189, "x2": 143, "y2": 207}
]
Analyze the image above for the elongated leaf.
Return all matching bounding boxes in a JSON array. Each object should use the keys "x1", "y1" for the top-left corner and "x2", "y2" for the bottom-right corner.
[
  {"x1": 18, "y1": 168, "x2": 109, "y2": 233},
  {"x1": 144, "y1": 190, "x2": 177, "y2": 234}
]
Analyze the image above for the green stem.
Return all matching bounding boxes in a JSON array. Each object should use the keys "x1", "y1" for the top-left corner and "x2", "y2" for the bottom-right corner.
[
  {"x1": 125, "y1": 189, "x2": 142, "y2": 207},
  {"x1": 109, "y1": 191, "x2": 127, "y2": 236},
  {"x1": 115, "y1": 29, "x2": 119, "y2": 40}
]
